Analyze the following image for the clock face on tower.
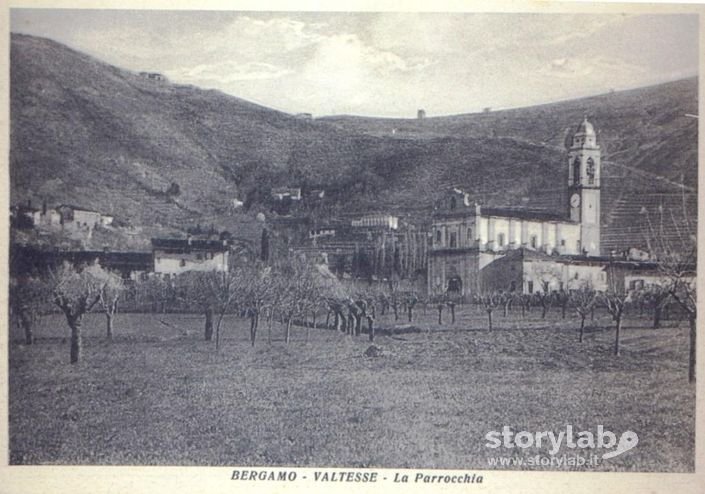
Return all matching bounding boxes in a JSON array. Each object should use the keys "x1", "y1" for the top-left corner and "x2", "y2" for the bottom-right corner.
[{"x1": 570, "y1": 193, "x2": 581, "y2": 208}]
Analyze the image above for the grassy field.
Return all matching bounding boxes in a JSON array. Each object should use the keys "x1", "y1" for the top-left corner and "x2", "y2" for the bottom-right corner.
[{"x1": 8, "y1": 305, "x2": 695, "y2": 471}]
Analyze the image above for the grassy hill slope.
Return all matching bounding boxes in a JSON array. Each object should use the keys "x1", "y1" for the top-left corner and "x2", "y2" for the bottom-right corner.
[{"x1": 10, "y1": 34, "x2": 698, "y2": 253}]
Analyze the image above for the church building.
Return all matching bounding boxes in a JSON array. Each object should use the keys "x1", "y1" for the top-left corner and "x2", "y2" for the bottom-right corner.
[{"x1": 428, "y1": 117, "x2": 608, "y2": 297}]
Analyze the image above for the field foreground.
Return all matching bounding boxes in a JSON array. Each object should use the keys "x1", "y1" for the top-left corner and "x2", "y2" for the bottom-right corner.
[{"x1": 9, "y1": 308, "x2": 695, "y2": 471}]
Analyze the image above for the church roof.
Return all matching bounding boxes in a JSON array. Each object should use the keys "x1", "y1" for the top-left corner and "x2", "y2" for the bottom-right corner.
[{"x1": 481, "y1": 207, "x2": 571, "y2": 223}]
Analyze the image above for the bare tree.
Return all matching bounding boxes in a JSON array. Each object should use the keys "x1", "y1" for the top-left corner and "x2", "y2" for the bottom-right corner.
[
  {"x1": 642, "y1": 202, "x2": 697, "y2": 381},
  {"x1": 10, "y1": 275, "x2": 51, "y2": 345},
  {"x1": 477, "y1": 292, "x2": 503, "y2": 331},
  {"x1": 239, "y1": 262, "x2": 276, "y2": 346},
  {"x1": 97, "y1": 269, "x2": 125, "y2": 341},
  {"x1": 176, "y1": 271, "x2": 216, "y2": 341},
  {"x1": 637, "y1": 284, "x2": 671, "y2": 329},
  {"x1": 49, "y1": 262, "x2": 105, "y2": 364},
  {"x1": 404, "y1": 291, "x2": 419, "y2": 322},
  {"x1": 554, "y1": 289, "x2": 570, "y2": 319},
  {"x1": 570, "y1": 284, "x2": 597, "y2": 343},
  {"x1": 600, "y1": 264, "x2": 634, "y2": 356},
  {"x1": 201, "y1": 269, "x2": 240, "y2": 349},
  {"x1": 278, "y1": 258, "x2": 317, "y2": 344}
]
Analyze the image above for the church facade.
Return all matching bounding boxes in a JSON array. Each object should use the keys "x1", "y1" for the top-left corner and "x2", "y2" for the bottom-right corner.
[{"x1": 428, "y1": 117, "x2": 607, "y2": 297}]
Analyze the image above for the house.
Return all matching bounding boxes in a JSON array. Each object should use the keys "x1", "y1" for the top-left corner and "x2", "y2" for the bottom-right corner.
[
  {"x1": 480, "y1": 248, "x2": 608, "y2": 294},
  {"x1": 57, "y1": 204, "x2": 103, "y2": 229},
  {"x1": 152, "y1": 237, "x2": 230, "y2": 275},
  {"x1": 604, "y1": 260, "x2": 694, "y2": 294}
]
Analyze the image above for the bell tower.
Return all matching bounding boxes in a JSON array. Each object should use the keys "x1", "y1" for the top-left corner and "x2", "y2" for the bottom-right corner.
[{"x1": 567, "y1": 116, "x2": 601, "y2": 256}]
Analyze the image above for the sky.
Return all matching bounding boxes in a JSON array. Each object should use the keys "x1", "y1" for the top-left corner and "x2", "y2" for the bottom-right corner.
[{"x1": 10, "y1": 10, "x2": 699, "y2": 117}]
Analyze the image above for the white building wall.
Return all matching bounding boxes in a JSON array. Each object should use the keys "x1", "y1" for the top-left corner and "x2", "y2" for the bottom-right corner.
[{"x1": 154, "y1": 251, "x2": 229, "y2": 275}]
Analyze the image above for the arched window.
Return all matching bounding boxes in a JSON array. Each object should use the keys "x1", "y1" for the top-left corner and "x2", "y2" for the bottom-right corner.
[
  {"x1": 586, "y1": 158, "x2": 595, "y2": 185},
  {"x1": 572, "y1": 157, "x2": 581, "y2": 185}
]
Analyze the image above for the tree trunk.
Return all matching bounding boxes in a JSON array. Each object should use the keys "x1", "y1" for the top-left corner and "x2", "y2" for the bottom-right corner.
[
  {"x1": 367, "y1": 317, "x2": 375, "y2": 342},
  {"x1": 614, "y1": 316, "x2": 622, "y2": 356},
  {"x1": 561, "y1": 304, "x2": 567, "y2": 319},
  {"x1": 407, "y1": 306, "x2": 413, "y2": 322},
  {"x1": 437, "y1": 305, "x2": 443, "y2": 325},
  {"x1": 520, "y1": 303, "x2": 525, "y2": 318},
  {"x1": 325, "y1": 310, "x2": 330, "y2": 329},
  {"x1": 579, "y1": 316, "x2": 585, "y2": 343},
  {"x1": 591, "y1": 307, "x2": 595, "y2": 321},
  {"x1": 285, "y1": 317, "x2": 292, "y2": 344},
  {"x1": 689, "y1": 316, "x2": 696, "y2": 383},
  {"x1": 653, "y1": 305, "x2": 661, "y2": 329},
  {"x1": 487, "y1": 310, "x2": 493, "y2": 331},
  {"x1": 355, "y1": 314, "x2": 362, "y2": 336},
  {"x1": 541, "y1": 303, "x2": 547, "y2": 319},
  {"x1": 267, "y1": 312, "x2": 273, "y2": 344},
  {"x1": 250, "y1": 312, "x2": 258, "y2": 346},
  {"x1": 450, "y1": 304, "x2": 456, "y2": 324},
  {"x1": 204, "y1": 306, "x2": 213, "y2": 341},
  {"x1": 503, "y1": 303, "x2": 508, "y2": 317},
  {"x1": 393, "y1": 303, "x2": 398, "y2": 321},
  {"x1": 69, "y1": 316, "x2": 82, "y2": 364},
  {"x1": 106, "y1": 312, "x2": 113, "y2": 341},
  {"x1": 215, "y1": 312, "x2": 225, "y2": 350},
  {"x1": 19, "y1": 309, "x2": 34, "y2": 345}
]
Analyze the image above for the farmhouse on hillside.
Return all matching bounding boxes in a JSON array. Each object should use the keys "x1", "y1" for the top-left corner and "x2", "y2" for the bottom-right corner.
[{"x1": 152, "y1": 237, "x2": 230, "y2": 275}]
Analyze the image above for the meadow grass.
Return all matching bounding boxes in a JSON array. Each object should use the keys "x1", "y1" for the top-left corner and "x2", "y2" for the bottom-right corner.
[{"x1": 8, "y1": 306, "x2": 695, "y2": 470}]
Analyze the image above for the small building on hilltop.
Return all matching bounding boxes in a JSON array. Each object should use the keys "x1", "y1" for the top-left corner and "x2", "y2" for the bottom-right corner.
[{"x1": 152, "y1": 237, "x2": 230, "y2": 275}]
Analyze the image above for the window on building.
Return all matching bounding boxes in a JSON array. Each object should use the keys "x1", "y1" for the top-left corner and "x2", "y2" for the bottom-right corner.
[
  {"x1": 528, "y1": 281, "x2": 534, "y2": 294},
  {"x1": 196, "y1": 253, "x2": 203, "y2": 260},
  {"x1": 574, "y1": 272, "x2": 579, "y2": 280},
  {"x1": 530, "y1": 235, "x2": 538, "y2": 249},
  {"x1": 510, "y1": 280, "x2": 517, "y2": 292},
  {"x1": 450, "y1": 232, "x2": 457, "y2": 248},
  {"x1": 498, "y1": 233, "x2": 505, "y2": 247},
  {"x1": 586, "y1": 158, "x2": 596, "y2": 185},
  {"x1": 629, "y1": 279, "x2": 645, "y2": 290},
  {"x1": 560, "y1": 239, "x2": 566, "y2": 247},
  {"x1": 180, "y1": 259, "x2": 186, "y2": 267},
  {"x1": 436, "y1": 230, "x2": 442, "y2": 244},
  {"x1": 559, "y1": 282, "x2": 564, "y2": 291},
  {"x1": 450, "y1": 196, "x2": 457, "y2": 210},
  {"x1": 543, "y1": 281, "x2": 550, "y2": 293},
  {"x1": 573, "y1": 157, "x2": 581, "y2": 185}
]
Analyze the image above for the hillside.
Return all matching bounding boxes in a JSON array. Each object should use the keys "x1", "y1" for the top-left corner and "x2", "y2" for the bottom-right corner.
[{"x1": 10, "y1": 34, "x2": 698, "y2": 253}]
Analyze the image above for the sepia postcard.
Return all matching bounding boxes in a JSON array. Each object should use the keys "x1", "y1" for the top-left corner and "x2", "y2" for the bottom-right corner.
[{"x1": 1, "y1": 1, "x2": 704, "y2": 493}]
